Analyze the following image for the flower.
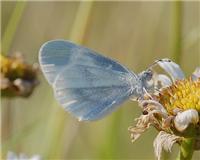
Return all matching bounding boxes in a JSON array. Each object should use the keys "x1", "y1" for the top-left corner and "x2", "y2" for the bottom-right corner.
[
  {"x1": 128, "y1": 59, "x2": 200, "y2": 160},
  {"x1": 157, "y1": 78, "x2": 200, "y2": 114},
  {"x1": 0, "y1": 53, "x2": 39, "y2": 97},
  {"x1": 6, "y1": 151, "x2": 41, "y2": 160}
]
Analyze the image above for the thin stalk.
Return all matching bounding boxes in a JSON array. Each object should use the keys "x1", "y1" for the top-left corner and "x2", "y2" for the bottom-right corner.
[
  {"x1": 44, "y1": 1, "x2": 93, "y2": 158},
  {"x1": 1, "y1": 1, "x2": 26, "y2": 55},
  {"x1": 1, "y1": 2, "x2": 26, "y2": 158},
  {"x1": 69, "y1": 1, "x2": 93, "y2": 43},
  {"x1": 171, "y1": 1, "x2": 183, "y2": 64},
  {"x1": 176, "y1": 138, "x2": 195, "y2": 160},
  {"x1": 101, "y1": 111, "x2": 123, "y2": 158}
]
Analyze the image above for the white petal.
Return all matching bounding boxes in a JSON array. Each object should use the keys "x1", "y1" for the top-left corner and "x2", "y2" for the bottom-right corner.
[
  {"x1": 156, "y1": 74, "x2": 172, "y2": 87},
  {"x1": 6, "y1": 151, "x2": 18, "y2": 160},
  {"x1": 192, "y1": 67, "x2": 200, "y2": 81},
  {"x1": 157, "y1": 59, "x2": 185, "y2": 81},
  {"x1": 29, "y1": 155, "x2": 41, "y2": 160},
  {"x1": 19, "y1": 153, "x2": 27, "y2": 159},
  {"x1": 174, "y1": 109, "x2": 199, "y2": 132},
  {"x1": 6, "y1": 151, "x2": 41, "y2": 160}
]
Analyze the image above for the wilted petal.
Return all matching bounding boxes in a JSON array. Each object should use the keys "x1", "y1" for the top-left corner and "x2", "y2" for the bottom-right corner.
[
  {"x1": 192, "y1": 67, "x2": 200, "y2": 81},
  {"x1": 128, "y1": 115, "x2": 151, "y2": 142},
  {"x1": 174, "y1": 109, "x2": 199, "y2": 132},
  {"x1": 140, "y1": 99, "x2": 168, "y2": 116},
  {"x1": 0, "y1": 76, "x2": 10, "y2": 89},
  {"x1": 157, "y1": 59, "x2": 185, "y2": 81},
  {"x1": 153, "y1": 131, "x2": 181, "y2": 160},
  {"x1": 13, "y1": 79, "x2": 39, "y2": 97}
]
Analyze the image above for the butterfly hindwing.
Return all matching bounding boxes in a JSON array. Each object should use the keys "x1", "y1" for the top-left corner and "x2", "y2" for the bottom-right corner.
[{"x1": 53, "y1": 65, "x2": 133, "y2": 120}]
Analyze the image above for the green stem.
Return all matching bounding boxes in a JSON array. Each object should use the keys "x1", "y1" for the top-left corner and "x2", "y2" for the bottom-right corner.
[
  {"x1": 171, "y1": 1, "x2": 183, "y2": 64},
  {"x1": 100, "y1": 111, "x2": 123, "y2": 158},
  {"x1": 176, "y1": 138, "x2": 195, "y2": 160},
  {"x1": 44, "y1": 1, "x2": 93, "y2": 158},
  {"x1": 2, "y1": 1, "x2": 26, "y2": 55}
]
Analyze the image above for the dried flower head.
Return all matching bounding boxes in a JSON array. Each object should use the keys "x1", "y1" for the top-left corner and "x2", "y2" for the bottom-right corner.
[
  {"x1": 129, "y1": 59, "x2": 200, "y2": 160},
  {"x1": 0, "y1": 54, "x2": 39, "y2": 97}
]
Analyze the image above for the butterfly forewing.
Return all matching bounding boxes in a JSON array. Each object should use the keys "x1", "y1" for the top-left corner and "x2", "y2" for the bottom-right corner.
[
  {"x1": 39, "y1": 40, "x2": 137, "y2": 120},
  {"x1": 39, "y1": 40, "x2": 132, "y2": 85}
]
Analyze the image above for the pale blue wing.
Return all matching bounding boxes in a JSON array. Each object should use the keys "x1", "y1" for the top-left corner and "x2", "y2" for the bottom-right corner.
[
  {"x1": 39, "y1": 40, "x2": 134, "y2": 85},
  {"x1": 53, "y1": 65, "x2": 133, "y2": 120},
  {"x1": 39, "y1": 40, "x2": 137, "y2": 120}
]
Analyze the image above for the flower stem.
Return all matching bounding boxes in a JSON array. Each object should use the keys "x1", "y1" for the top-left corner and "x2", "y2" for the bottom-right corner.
[
  {"x1": 171, "y1": 1, "x2": 183, "y2": 64},
  {"x1": 2, "y1": 1, "x2": 26, "y2": 55},
  {"x1": 176, "y1": 138, "x2": 195, "y2": 160}
]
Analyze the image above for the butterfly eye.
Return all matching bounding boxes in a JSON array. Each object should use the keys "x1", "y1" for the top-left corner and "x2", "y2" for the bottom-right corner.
[{"x1": 144, "y1": 70, "x2": 153, "y2": 81}]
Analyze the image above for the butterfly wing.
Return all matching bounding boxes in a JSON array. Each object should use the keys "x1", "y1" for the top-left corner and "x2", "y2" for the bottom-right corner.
[{"x1": 39, "y1": 40, "x2": 137, "y2": 120}]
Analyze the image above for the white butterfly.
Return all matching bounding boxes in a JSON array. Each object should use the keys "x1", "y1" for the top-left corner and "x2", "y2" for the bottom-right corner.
[{"x1": 39, "y1": 40, "x2": 184, "y2": 121}]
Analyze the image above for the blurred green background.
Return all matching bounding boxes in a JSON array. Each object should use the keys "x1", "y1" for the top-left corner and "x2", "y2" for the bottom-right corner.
[{"x1": 1, "y1": 1, "x2": 200, "y2": 159}]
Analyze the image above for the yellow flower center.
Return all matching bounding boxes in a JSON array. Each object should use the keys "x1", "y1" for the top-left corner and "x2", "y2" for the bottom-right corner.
[{"x1": 157, "y1": 78, "x2": 200, "y2": 114}]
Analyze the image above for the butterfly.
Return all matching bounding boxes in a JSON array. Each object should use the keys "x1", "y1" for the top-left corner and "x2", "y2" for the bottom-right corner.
[{"x1": 39, "y1": 40, "x2": 184, "y2": 121}]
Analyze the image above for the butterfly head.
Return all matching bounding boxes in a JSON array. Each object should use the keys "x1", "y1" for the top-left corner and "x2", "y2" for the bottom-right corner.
[{"x1": 138, "y1": 69, "x2": 154, "y2": 92}]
